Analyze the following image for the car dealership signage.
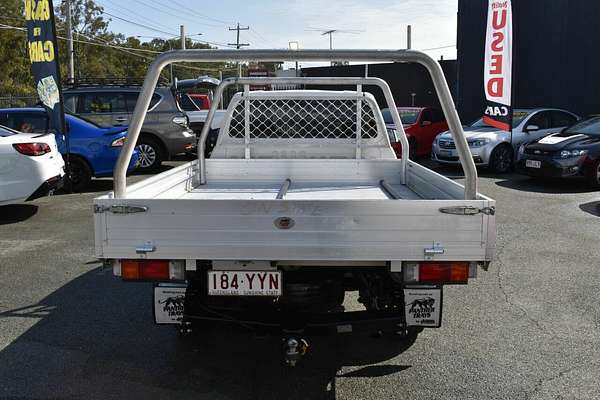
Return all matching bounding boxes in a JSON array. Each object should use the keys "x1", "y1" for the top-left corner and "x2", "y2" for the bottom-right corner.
[
  {"x1": 24, "y1": 0, "x2": 66, "y2": 134},
  {"x1": 483, "y1": 0, "x2": 513, "y2": 131}
]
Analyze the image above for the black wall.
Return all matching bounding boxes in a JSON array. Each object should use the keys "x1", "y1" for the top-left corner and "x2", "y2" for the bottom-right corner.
[
  {"x1": 301, "y1": 61, "x2": 457, "y2": 110},
  {"x1": 458, "y1": 0, "x2": 600, "y2": 123}
]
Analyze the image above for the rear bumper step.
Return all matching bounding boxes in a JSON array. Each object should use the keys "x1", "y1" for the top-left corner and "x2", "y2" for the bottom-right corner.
[{"x1": 183, "y1": 307, "x2": 407, "y2": 335}]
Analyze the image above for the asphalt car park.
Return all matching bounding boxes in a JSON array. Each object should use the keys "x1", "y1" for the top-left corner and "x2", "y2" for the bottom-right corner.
[{"x1": 1, "y1": 161, "x2": 599, "y2": 400}]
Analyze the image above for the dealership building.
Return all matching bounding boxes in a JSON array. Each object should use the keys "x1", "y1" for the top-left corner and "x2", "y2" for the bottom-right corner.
[{"x1": 304, "y1": 0, "x2": 600, "y2": 123}]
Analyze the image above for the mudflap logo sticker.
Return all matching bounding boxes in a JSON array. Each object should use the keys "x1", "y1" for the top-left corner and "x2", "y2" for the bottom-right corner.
[
  {"x1": 159, "y1": 295, "x2": 185, "y2": 318},
  {"x1": 404, "y1": 289, "x2": 442, "y2": 327},
  {"x1": 154, "y1": 287, "x2": 186, "y2": 324}
]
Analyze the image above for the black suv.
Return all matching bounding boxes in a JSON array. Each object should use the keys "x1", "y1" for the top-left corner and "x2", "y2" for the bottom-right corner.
[{"x1": 63, "y1": 85, "x2": 195, "y2": 171}]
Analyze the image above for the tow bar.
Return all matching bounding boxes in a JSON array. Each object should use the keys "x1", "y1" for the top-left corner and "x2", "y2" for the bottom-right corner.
[{"x1": 284, "y1": 336, "x2": 309, "y2": 367}]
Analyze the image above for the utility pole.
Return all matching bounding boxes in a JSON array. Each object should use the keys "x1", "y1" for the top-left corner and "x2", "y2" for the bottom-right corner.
[
  {"x1": 323, "y1": 30, "x2": 335, "y2": 50},
  {"x1": 407, "y1": 25, "x2": 412, "y2": 50},
  {"x1": 65, "y1": 0, "x2": 74, "y2": 84},
  {"x1": 228, "y1": 23, "x2": 250, "y2": 78},
  {"x1": 180, "y1": 25, "x2": 186, "y2": 49},
  {"x1": 228, "y1": 22, "x2": 250, "y2": 50},
  {"x1": 289, "y1": 41, "x2": 299, "y2": 77}
]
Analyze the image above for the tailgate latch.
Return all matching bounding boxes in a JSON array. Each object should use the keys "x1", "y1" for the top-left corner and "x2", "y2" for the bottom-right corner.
[
  {"x1": 439, "y1": 206, "x2": 495, "y2": 216},
  {"x1": 424, "y1": 243, "x2": 445, "y2": 259}
]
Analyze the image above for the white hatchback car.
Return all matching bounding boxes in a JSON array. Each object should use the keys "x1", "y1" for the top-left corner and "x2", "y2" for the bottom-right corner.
[
  {"x1": 0, "y1": 125, "x2": 65, "y2": 206},
  {"x1": 432, "y1": 108, "x2": 579, "y2": 173}
]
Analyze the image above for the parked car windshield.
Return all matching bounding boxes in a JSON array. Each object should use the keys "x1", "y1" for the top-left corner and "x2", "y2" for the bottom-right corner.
[
  {"x1": 381, "y1": 108, "x2": 420, "y2": 125},
  {"x1": 0, "y1": 125, "x2": 18, "y2": 137},
  {"x1": 470, "y1": 111, "x2": 531, "y2": 129},
  {"x1": 564, "y1": 116, "x2": 600, "y2": 136}
]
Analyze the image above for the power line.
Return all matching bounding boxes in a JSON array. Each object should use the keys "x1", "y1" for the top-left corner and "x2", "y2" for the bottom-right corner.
[
  {"x1": 419, "y1": 44, "x2": 456, "y2": 51},
  {"x1": 189, "y1": 37, "x2": 237, "y2": 49},
  {"x1": 131, "y1": 0, "x2": 217, "y2": 29},
  {"x1": 96, "y1": 0, "x2": 178, "y2": 34},
  {"x1": 0, "y1": 23, "x2": 234, "y2": 73},
  {"x1": 247, "y1": 29, "x2": 276, "y2": 48},
  {"x1": 99, "y1": 10, "x2": 178, "y2": 37},
  {"x1": 168, "y1": 0, "x2": 233, "y2": 26},
  {"x1": 97, "y1": 9, "x2": 233, "y2": 49}
]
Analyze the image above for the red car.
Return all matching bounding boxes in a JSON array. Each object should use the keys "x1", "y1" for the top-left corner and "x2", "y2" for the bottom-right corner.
[
  {"x1": 188, "y1": 93, "x2": 211, "y2": 110},
  {"x1": 382, "y1": 107, "x2": 448, "y2": 159}
]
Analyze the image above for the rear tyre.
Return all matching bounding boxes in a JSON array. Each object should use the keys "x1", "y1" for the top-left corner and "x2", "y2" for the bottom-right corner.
[
  {"x1": 408, "y1": 137, "x2": 418, "y2": 161},
  {"x1": 67, "y1": 156, "x2": 92, "y2": 192},
  {"x1": 489, "y1": 144, "x2": 513, "y2": 173},
  {"x1": 136, "y1": 136, "x2": 164, "y2": 172},
  {"x1": 586, "y1": 160, "x2": 600, "y2": 188}
]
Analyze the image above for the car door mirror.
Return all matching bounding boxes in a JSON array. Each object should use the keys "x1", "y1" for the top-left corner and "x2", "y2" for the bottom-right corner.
[
  {"x1": 421, "y1": 120, "x2": 432, "y2": 127},
  {"x1": 525, "y1": 124, "x2": 539, "y2": 132}
]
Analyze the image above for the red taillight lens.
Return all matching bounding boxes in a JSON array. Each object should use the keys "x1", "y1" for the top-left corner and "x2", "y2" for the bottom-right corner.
[
  {"x1": 122, "y1": 260, "x2": 169, "y2": 280},
  {"x1": 419, "y1": 262, "x2": 469, "y2": 284},
  {"x1": 13, "y1": 143, "x2": 51, "y2": 156}
]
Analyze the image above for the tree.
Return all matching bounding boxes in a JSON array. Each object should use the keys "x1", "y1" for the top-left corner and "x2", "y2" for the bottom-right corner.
[
  {"x1": 0, "y1": 0, "x2": 35, "y2": 100},
  {"x1": 0, "y1": 0, "x2": 230, "y2": 104}
]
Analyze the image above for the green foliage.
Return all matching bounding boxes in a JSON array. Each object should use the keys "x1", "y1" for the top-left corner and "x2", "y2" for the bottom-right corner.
[{"x1": 0, "y1": 0, "x2": 229, "y2": 99}]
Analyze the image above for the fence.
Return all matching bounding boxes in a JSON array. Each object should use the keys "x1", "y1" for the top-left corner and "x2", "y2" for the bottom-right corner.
[{"x1": 0, "y1": 95, "x2": 39, "y2": 108}]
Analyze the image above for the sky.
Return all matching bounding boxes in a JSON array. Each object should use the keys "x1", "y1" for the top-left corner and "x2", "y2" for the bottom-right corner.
[{"x1": 97, "y1": 0, "x2": 458, "y2": 67}]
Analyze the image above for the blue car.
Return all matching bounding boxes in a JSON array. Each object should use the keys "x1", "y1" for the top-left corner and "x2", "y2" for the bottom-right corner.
[{"x1": 0, "y1": 108, "x2": 139, "y2": 191}]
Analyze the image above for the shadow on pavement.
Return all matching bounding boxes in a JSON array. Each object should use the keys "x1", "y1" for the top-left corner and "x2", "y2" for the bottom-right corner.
[
  {"x1": 580, "y1": 201, "x2": 600, "y2": 217},
  {"x1": 0, "y1": 268, "x2": 414, "y2": 399},
  {"x1": 495, "y1": 176, "x2": 597, "y2": 194},
  {"x1": 0, "y1": 204, "x2": 38, "y2": 225}
]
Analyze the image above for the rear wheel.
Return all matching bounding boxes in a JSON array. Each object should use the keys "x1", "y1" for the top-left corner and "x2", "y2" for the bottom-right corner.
[
  {"x1": 489, "y1": 144, "x2": 513, "y2": 173},
  {"x1": 408, "y1": 137, "x2": 418, "y2": 161},
  {"x1": 136, "y1": 136, "x2": 164, "y2": 172},
  {"x1": 586, "y1": 160, "x2": 600, "y2": 188},
  {"x1": 67, "y1": 156, "x2": 92, "y2": 192}
]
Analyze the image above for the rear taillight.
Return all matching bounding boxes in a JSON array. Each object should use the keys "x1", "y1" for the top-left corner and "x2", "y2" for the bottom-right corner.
[
  {"x1": 13, "y1": 143, "x2": 51, "y2": 156},
  {"x1": 111, "y1": 137, "x2": 126, "y2": 147},
  {"x1": 120, "y1": 259, "x2": 184, "y2": 281},
  {"x1": 403, "y1": 261, "x2": 472, "y2": 284}
]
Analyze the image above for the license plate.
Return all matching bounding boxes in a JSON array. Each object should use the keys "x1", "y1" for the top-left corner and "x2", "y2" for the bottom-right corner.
[
  {"x1": 439, "y1": 150, "x2": 452, "y2": 156},
  {"x1": 208, "y1": 270, "x2": 282, "y2": 296},
  {"x1": 404, "y1": 287, "x2": 442, "y2": 327},
  {"x1": 154, "y1": 284, "x2": 186, "y2": 324},
  {"x1": 526, "y1": 159, "x2": 541, "y2": 168}
]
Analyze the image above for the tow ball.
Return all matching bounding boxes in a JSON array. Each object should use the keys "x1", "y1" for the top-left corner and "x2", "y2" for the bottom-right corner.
[{"x1": 284, "y1": 337, "x2": 309, "y2": 367}]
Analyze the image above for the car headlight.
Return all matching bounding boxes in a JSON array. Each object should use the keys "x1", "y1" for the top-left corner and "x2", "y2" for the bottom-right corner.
[
  {"x1": 468, "y1": 138, "x2": 490, "y2": 148},
  {"x1": 111, "y1": 137, "x2": 126, "y2": 147},
  {"x1": 558, "y1": 149, "x2": 588, "y2": 159},
  {"x1": 172, "y1": 115, "x2": 189, "y2": 127}
]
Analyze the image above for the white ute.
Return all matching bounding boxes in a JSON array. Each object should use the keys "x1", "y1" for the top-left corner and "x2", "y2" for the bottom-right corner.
[{"x1": 94, "y1": 50, "x2": 496, "y2": 365}]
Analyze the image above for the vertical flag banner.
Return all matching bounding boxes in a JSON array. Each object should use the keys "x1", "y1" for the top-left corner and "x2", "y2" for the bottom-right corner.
[
  {"x1": 24, "y1": 0, "x2": 66, "y2": 134},
  {"x1": 483, "y1": 0, "x2": 513, "y2": 131}
]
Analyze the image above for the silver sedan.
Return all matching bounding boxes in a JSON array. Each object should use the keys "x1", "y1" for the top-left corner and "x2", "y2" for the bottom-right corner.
[{"x1": 432, "y1": 108, "x2": 579, "y2": 173}]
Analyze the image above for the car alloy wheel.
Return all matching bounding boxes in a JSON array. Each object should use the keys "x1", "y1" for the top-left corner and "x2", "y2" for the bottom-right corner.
[
  {"x1": 491, "y1": 145, "x2": 512, "y2": 173},
  {"x1": 67, "y1": 157, "x2": 92, "y2": 192},
  {"x1": 588, "y1": 160, "x2": 600, "y2": 188},
  {"x1": 137, "y1": 143, "x2": 157, "y2": 169}
]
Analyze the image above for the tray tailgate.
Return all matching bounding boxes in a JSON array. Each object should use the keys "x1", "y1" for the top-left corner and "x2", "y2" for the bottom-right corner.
[{"x1": 94, "y1": 198, "x2": 495, "y2": 261}]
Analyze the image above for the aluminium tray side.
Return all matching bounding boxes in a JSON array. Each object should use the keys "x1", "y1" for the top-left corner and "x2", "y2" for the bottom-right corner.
[{"x1": 94, "y1": 196, "x2": 494, "y2": 262}]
